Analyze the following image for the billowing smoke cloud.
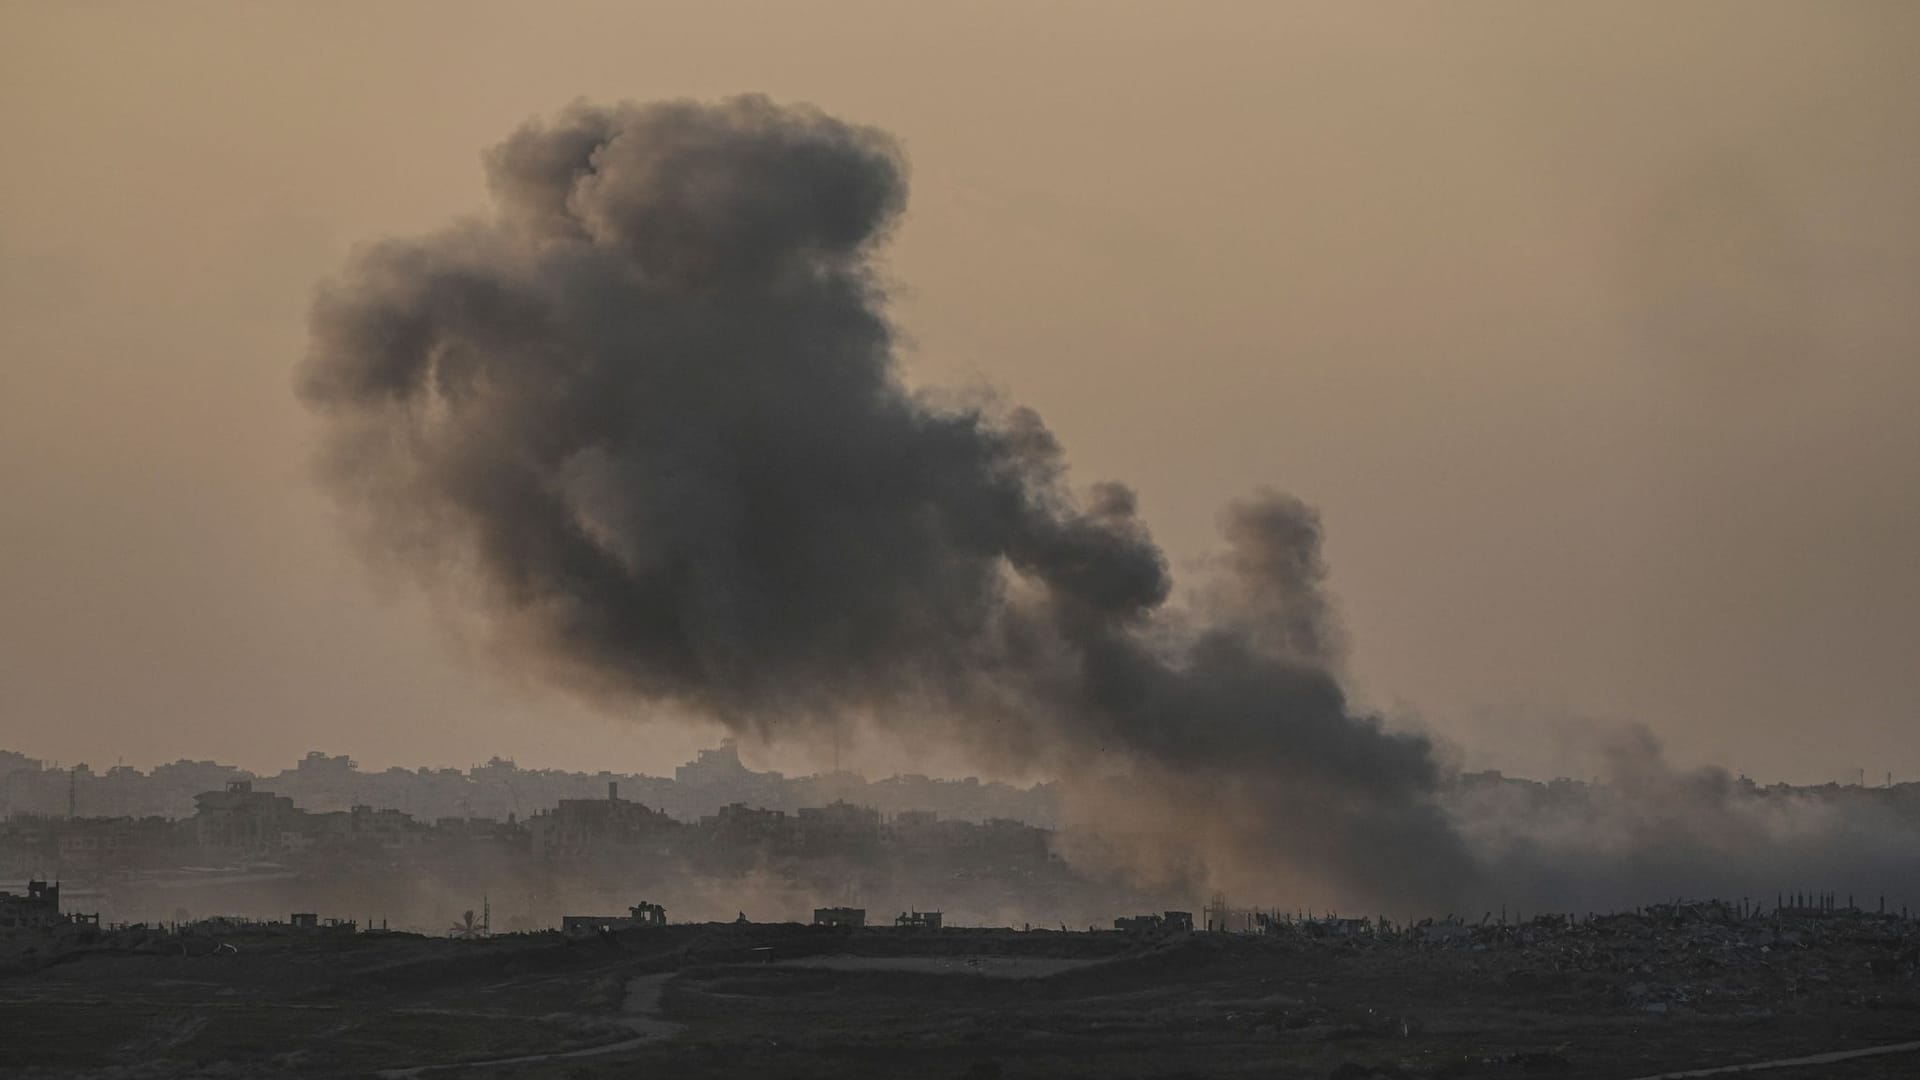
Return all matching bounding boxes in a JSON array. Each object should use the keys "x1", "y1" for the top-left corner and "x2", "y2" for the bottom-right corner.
[{"x1": 299, "y1": 96, "x2": 1476, "y2": 909}]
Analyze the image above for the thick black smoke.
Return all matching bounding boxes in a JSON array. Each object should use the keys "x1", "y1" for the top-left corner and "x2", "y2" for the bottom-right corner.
[{"x1": 300, "y1": 96, "x2": 1478, "y2": 908}]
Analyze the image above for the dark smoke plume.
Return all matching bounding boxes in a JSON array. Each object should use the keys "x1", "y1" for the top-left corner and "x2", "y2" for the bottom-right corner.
[{"x1": 300, "y1": 96, "x2": 1479, "y2": 908}]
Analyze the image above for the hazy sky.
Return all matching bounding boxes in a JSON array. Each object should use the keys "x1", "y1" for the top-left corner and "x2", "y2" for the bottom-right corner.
[{"x1": 2, "y1": 2, "x2": 1915, "y2": 782}]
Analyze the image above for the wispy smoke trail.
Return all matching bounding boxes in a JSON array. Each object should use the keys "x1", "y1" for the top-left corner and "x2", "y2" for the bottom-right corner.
[{"x1": 298, "y1": 96, "x2": 1477, "y2": 908}]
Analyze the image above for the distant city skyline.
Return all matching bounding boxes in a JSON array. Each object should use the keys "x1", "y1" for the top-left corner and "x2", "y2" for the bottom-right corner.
[{"x1": 2, "y1": 734, "x2": 1907, "y2": 794}]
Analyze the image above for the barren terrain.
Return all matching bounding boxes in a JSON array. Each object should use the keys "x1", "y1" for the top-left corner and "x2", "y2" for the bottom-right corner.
[{"x1": 4, "y1": 911, "x2": 1917, "y2": 1079}]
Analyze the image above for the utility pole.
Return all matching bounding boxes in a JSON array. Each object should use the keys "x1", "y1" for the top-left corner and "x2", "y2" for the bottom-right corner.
[{"x1": 68, "y1": 766, "x2": 77, "y2": 820}]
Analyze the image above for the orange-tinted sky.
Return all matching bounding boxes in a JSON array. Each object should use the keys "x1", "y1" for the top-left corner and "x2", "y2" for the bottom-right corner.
[{"x1": 2, "y1": 2, "x2": 1915, "y2": 782}]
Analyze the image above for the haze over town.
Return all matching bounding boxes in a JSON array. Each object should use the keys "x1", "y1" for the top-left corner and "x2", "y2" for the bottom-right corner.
[{"x1": 6, "y1": 7, "x2": 1920, "y2": 1078}]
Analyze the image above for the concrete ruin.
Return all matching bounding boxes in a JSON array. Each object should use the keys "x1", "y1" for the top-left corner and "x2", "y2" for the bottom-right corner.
[
  {"x1": 560, "y1": 900, "x2": 668, "y2": 936},
  {"x1": 1114, "y1": 910, "x2": 1194, "y2": 933},
  {"x1": 0, "y1": 879, "x2": 75, "y2": 929}
]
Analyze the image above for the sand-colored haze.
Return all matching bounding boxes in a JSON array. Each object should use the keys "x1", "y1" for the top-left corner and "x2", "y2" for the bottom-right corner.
[{"x1": 2, "y1": 3, "x2": 1916, "y2": 785}]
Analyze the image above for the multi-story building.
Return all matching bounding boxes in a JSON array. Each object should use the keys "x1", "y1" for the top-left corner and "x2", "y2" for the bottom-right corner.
[
  {"x1": 191, "y1": 780, "x2": 302, "y2": 855},
  {"x1": 794, "y1": 800, "x2": 882, "y2": 855}
]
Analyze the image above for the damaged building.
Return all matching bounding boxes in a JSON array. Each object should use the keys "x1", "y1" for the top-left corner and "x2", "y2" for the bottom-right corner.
[
  {"x1": 0, "y1": 879, "x2": 93, "y2": 929},
  {"x1": 560, "y1": 900, "x2": 668, "y2": 936},
  {"x1": 1114, "y1": 910, "x2": 1195, "y2": 933}
]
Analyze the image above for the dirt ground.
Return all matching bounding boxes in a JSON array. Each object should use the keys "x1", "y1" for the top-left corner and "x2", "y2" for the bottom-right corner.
[{"x1": 2, "y1": 915, "x2": 1916, "y2": 1079}]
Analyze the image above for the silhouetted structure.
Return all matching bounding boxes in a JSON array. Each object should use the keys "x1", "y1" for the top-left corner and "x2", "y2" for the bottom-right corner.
[
  {"x1": 1114, "y1": 910, "x2": 1193, "y2": 933},
  {"x1": 813, "y1": 906, "x2": 865, "y2": 928},
  {"x1": 560, "y1": 901, "x2": 668, "y2": 936},
  {"x1": 0, "y1": 879, "x2": 66, "y2": 929}
]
